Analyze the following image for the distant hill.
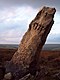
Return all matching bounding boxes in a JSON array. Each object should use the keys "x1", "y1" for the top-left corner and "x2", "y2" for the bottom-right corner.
[
  {"x1": 0, "y1": 44, "x2": 60, "y2": 50},
  {"x1": 0, "y1": 44, "x2": 18, "y2": 49},
  {"x1": 43, "y1": 44, "x2": 60, "y2": 50}
]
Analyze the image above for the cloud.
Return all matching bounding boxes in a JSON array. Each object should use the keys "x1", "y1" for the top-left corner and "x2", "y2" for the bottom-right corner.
[
  {"x1": 0, "y1": 6, "x2": 38, "y2": 32},
  {"x1": 0, "y1": 0, "x2": 60, "y2": 11},
  {"x1": 0, "y1": 6, "x2": 37, "y2": 24},
  {"x1": 0, "y1": 1, "x2": 60, "y2": 44},
  {"x1": 0, "y1": 29, "x2": 22, "y2": 44},
  {"x1": 0, "y1": 6, "x2": 38, "y2": 44}
]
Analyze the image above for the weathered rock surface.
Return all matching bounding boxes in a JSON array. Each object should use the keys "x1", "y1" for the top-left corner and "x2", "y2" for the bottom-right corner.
[
  {"x1": 4, "y1": 72, "x2": 12, "y2": 80},
  {"x1": 5, "y1": 6, "x2": 56, "y2": 79}
]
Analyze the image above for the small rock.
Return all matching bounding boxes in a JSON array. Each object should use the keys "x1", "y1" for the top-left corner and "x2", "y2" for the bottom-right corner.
[{"x1": 4, "y1": 72, "x2": 12, "y2": 80}]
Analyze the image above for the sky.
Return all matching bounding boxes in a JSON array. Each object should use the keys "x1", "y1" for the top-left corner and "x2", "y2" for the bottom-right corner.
[{"x1": 0, "y1": 0, "x2": 60, "y2": 44}]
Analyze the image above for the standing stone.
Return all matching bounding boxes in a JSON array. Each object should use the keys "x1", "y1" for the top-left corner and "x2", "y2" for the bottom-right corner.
[{"x1": 5, "y1": 6, "x2": 56, "y2": 79}]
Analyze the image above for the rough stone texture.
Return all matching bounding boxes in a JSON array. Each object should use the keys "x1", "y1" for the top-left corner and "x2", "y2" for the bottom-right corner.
[
  {"x1": 5, "y1": 6, "x2": 56, "y2": 79},
  {"x1": 19, "y1": 73, "x2": 31, "y2": 80},
  {"x1": 4, "y1": 72, "x2": 12, "y2": 80}
]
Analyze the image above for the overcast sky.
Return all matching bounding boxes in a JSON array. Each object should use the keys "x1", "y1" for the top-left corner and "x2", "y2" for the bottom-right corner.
[{"x1": 0, "y1": 0, "x2": 60, "y2": 44}]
